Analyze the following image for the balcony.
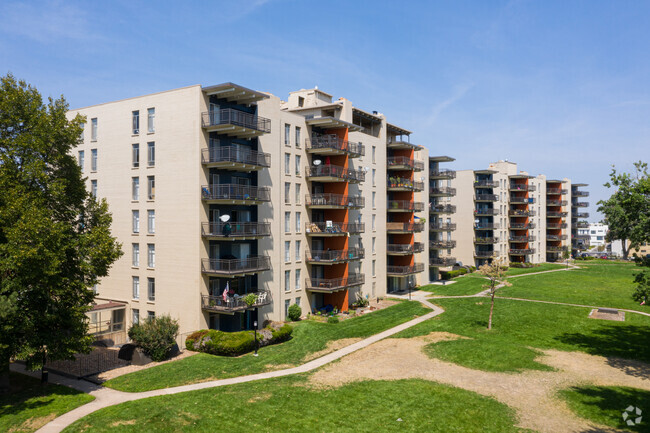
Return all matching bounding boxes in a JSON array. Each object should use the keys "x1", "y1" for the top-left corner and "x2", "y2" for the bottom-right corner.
[
  {"x1": 509, "y1": 236, "x2": 536, "y2": 242},
  {"x1": 510, "y1": 222, "x2": 536, "y2": 229},
  {"x1": 474, "y1": 223, "x2": 499, "y2": 230},
  {"x1": 430, "y1": 222, "x2": 457, "y2": 231},
  {"x1": 576, "y1": 222, "x2": 589, "y2": 228},
  {"x1": 387, "y1": 138, "x2": 420, "y2": 150},
  {"x1": 387, "y1": 263, "x2": 425, "y2": 276},
  {"x1": 430, "y1": 240, "x2": 457, "y2": 249},
  {"x1": 547, "y1": 211, "x2": 568, "y2": 218},
  {"x1": 387, "y1": 243, "x2": 425, "y2": 255},
  {"x1": 547, "y1": 223, "x2": 568, "y2": 229},
  {"x1": 201, "y1": 290, "x2": 271, "y2": 314},
  {"x1": 306, "y1": 222, "x2": 364, "y2": 236},
  {"x1": 546, "y1": 200, "x2": 568, "y2": 207},
  {"x1": 474, "y1": 237, "x2": 498, "y2": 244},
  {"x1": 201, "y1": 184, "x2": 271, "y2": 204},
  {"x1": 387, "y1": 157, "x2": 425, "y2": 171},
  {"x1": 546, "y1": 234, "x2": 568, "y2": 241},
  {"x1": 474, "y1": 251, "x2": 498, "y2": 258},
  {"x1": 430, "y1": 169, "x2": 456, "y2": 180},
  {"x1": 305, "y1": 165, "x2": 365, "y2": 183},
  {"x1": 306, "y1": 248, "x2": 364, "y2": 263},
  {"x1": 474, "y1": 194, "x2": 498, "y2": 201},
  {"x1": 573, "y1": 212, "x2": 590, "y2": 218},
  {"x1": 431, "y1": 204, "x2": 456, "y2": 214},
  {"x1": 430, "y1": 257, "x2": 456, "y2": 267},
  {"x1": 201, "y1": 109, "x2": 271, "y2": 138},
  {"x1": 547, "y1": 246, "x2": 569, "y2": 252},
  {"x1": 386, "y1": 222, "x2": 425, "y2": 233},
  {"x1": 388, "y1": 200, "x2": 425, "y2": 212},
  {"x1": 509, "y1": 184, "x2": 536, "y2": 191},
  {"x1": 573, "y1": 234, "x2": 590, "y2": 240},
  {"x1": 509, "y1": 209, "x2": 536, "y2": 217},
  {"x1": 201, "y1": 256, "x2": 271, "y2": 276},
  {"x1": 305, "y1": 194, "x2": 364, "y2": 209},
  {"x1": 474, "y1": 180, "x2": 498, "y2": 188},
  {"x1": 572, "y1": 202, "x2": 589, "y2": 208},
  {"x1": 430, "y1": 186, "x2": 457, "y2": 197},
  {"x1": 201, "y1": 222, "x2": 271, "y2": 239},
  {"x1": 573, "y1": 190, "x2": 589, "y2": 197},
  {"x1": 306, "y1": 134, "x2": 365, "y2": 158},
  {"x1": 306, "y1": 274, "x2": 365, "y2": 293},
  {"x1": 509, "y1": 249, "x2": 535, "y2": 255},
  {"x1": 547, "y1": 188, "x2": 568, "y2": 195},
  {"x1": 387, "y1": 177, "x2": 425, "y2": 191},
  {"x1": 510, "y1": 197, "x2": 535, "y2": 204},
  {"x1": 474, "y1": 208, "x2": 499, "y2": 216},
  {"x1": 201, "y1": 146, "x2": 271, "y2": 171}
]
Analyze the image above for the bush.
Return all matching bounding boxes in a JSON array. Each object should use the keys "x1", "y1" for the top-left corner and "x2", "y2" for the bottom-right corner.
[
  {"x1": 509, "y1": 262, "x2": 536, "y2": 268},
  {"x1": 288, "y1": 303, "x2": 302, "y2": 321},
  {"x1": 327, "y1": 316, "x2": 339, "y2": 324},
  {"x1": 128, "y1": 315, "x2": 179, "y2": 362},
  {"x1": 440, "y1": 268, "x2": 469, "y2": 280},
  {"x1": 186, "y1": 324, "x2": 293, "y2": 356}
]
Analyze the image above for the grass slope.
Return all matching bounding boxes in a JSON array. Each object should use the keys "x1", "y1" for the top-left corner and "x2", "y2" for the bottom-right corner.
[
  {"x1": 105, "y1": 300, "x2": 430, "y2": 392},
  {"x1": 1, "y1": 372, "x2": 94, "y2": 433},
  {"x1": 420, "y1": 274, "x2": 487, "y2": 296},
  {"x1": 505, "y1": 263, "x2": 567, "y2": 276}
]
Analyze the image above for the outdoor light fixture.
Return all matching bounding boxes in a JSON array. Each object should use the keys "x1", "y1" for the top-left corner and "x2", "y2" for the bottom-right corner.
[{"x1": 253, "y1": 320, "x2": 259, "y2": 356}]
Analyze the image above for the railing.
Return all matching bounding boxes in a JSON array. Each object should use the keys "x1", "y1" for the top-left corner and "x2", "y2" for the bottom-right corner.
[
  {"x1": 387, "y1": 263, "x2": 425, "y2": 275},
  {"x1": 546, "y1": 234, "x2": 568, "y2": 240},
  {"x1": 509, "y1": 236, "x2": 536, "y2": 242},
  {"x1": 509, "y1": 249, "x2": 535, "y2": 255},
  {"x1": 474, "y1": 208, "x2": 499, "y2": 216},
  {"x1": 547, "y1": 188, "x2": 568, "y2": 194},
  {"x1": 573, "y1": 234, "x2": 590, "y2": 240},
  {"x1": 547, "y1": 211, "x2": 568, "y2": 217},
  {"x1": 510, "y1": 222, "x2": 536, "y2": 229},
  {"x1": 201, "y1": 109, "x2": 271, "y2": 133},
  {"x1": 388, "y1": 200, "x2": 425, "y2": 211},
  {"x1": 474, "y1": 251, "x2": 498, "y2": 258},
  {"x1": 510, "y1": 197, "x2": 535, "y2": 204},
  {"x1": 88, "y1": 318, "x2": 125, "y2": 335},
  {"x1": 474, "y1": 237, "x2": 498, "y2": 244},
  {"x1": 201, "y1": 146, "x2": 271, "y2": 167},
  {"x1": 509, "y1": 209, "x2": 536, "y2": 216},
  {"x1": 201, "y1": 184, "x2": 271, "y2": 202},
  {"x1": 431, "y1": 204, "x2": 457, "y2": 213},
  {"x1": 387, "y1": 178, "x2": 425, "y2": 191},
  {"x1": 305, "y1": 165, "x2": 365, "y2": 182},
  {"x1": 509, "y1": 184, "x2": 536, "y2": 191},
  {"x1": 430, "y1": 186, "x2": 457, "y2": 196},
  {"x1": 305, "y1": 194, "x2": 365, "y2": 208},
  {"x1": 429, "y1": 257, "x2": 456, "y2": 266},
  {"x1": 201, "y1": 290, "x2": 271, "y2": 312},
  {"x1": 572, "y1": 202, "x2": 589, "y2": 207},
  {"x1": 387, "y1": 243, "x2": 425, "y2": 254},
  {"x1": 306, "y1": 274, "x2": 365, "y2": 291},
  {"x1": 573, "y1": 190, "x2": 589, "y2": 197},
  {"x1": 547, "y1": 246, "x2": 568, "y2": 252},
  {"x1": 201, "y1": 256, "x2": 271, "y2": 274},
  {"x1": 546, "y1": 223, "x2": 568, "y2": 229},
  {"x1": 576, "y1": 222, "x2": 589, "y2": 228},
  {"x1": 201, "y1": 222, "x2": 271, "y2": 238},
  {"x1": 386, "y1": 222, "x2": 425, "y2": 232},
  {"x1": 431, "y1": 169, "x2": 456, "y2": 179},
  {"x1": 546, "y1": 200, "x2": 568, "y2": 206},
  {"x1": 430, "y1": 240, "x2": 457, "y2": 249},
  {"x1": 474, "y1": 223, "x2": 499, "y2": 230},
  {"x1": 306, "y1": 134, "x2": 365, "y2": 157},
  {"x1": 430, "y1": 222, "x2": 457, "y2": 231},
  {"x1": 306, "y1": 248, "x2": 365, "y2": 262},
  {"x1": 474, "y1": 180, "x2": 498, "y2": 188},
  {"x1": 305, "y1": 222, "x2": 364, "y2": 234},
  {"x1": 474, "y1": 194, "x2": 498, "y2": 201},
  {"x1": 387, "y1": 157, "x2": 425, "y2": 170}
]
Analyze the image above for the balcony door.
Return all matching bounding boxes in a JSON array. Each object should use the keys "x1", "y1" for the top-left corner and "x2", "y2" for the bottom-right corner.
[
  {"x1": 209, "y1": 103, "x2": 220, "y2": 124},
  {"x1": 232, "y1": 209, "x2": 251, "y2": 223},
  {"x1": 232, "y1": 243, "x2": 251, "y2": 260}
]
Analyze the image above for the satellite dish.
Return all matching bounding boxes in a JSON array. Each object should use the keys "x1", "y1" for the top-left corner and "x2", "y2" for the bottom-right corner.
[
  {"x1": 313, "y1": 160, "x2": 322, "y2": 166},
  {"x1": 220, "y1": 215, "x2": 231, "y2": 222}
]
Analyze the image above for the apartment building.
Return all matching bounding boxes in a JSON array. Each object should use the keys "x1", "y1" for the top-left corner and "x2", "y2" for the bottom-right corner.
[
  {"x1": 587, "y1": 223, "x2": 608, "y2": 247},
  {"x1": 571, "y1": 183, "x2": 590, "y2": 251},
  {"x1": 70, "y1": 83, "x2": 429, "y2": 337},
  {"x1": 428, "y1": 156, "x2": 457, "y2": 280}
]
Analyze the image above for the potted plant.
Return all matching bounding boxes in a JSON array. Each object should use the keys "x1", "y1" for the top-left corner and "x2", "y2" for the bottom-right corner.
[{"x1": 243, "y1": 293, "x2": 258, "y2": 307}]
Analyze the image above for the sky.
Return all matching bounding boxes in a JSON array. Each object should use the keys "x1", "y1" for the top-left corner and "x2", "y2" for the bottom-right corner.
[{"x1": 1, "y1": 0, "x2": 649, "y2": 222}]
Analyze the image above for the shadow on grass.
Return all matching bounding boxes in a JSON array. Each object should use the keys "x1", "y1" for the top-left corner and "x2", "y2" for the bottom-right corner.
[{"x1": 0, "y1": 373, "x2": 86, "y2": 418}]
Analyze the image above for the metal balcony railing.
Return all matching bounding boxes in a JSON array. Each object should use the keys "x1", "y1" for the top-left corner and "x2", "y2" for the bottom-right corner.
[
  {"x1": 546, "y1": 200, "x2": 567, "y2": 206},
  {"x1": 546, "y1": 234, "x2": 568, "y2": 241},
  {"x1": 430, "y1": 257, "x2": 456, "y2": 267},
  {"x1": 387, "y1": 177, "x2": 425, "y2": 191},
  {"x1": 386, "y1": 222, "x2": 425, "y2": 232},
  {"x1": 474, "y1": 237, "x2": 498, "y2": 244},
  {"x1": 305, "y1": 222, "x2": 364, "y2": 235},
  {"x1": 201, "y1": 146, "x2": 271, "y2": 168},
  {"x1": 306, "y1": 134, "x2": 365, "y2": 157},
  {"x1": 430, "y1": 222, "x2": 457, "y2": 231},
  {"x1": 509, "y1": 249, "x2": 535, "y2": 255},
  {"x1": 430, "y1": 186, "x2": 457, "y2": 196},
  {"x1": 509, "y1": 197, "x2": 535, "y2": 204},
  {"x1": 509, "y1": 236, "x2": 536, "y2": 242},
  {"x1": 573, "y1": 190, "x2": 589, "y2": 197},
  {"x1": 547, "y1": 246, "x2": 569, "y2": 252},
  {"x1": 201, "y1": 184, "x2": 271, "y2": 202},
  {"x1": 546, "y1": 223, "x2": 568, "y2": 229},
  {"x1": 201, "y1": 256, "x2": 271, "y2": 275},
  {"x1": 576, "y1": 222, "x2": 589, "y2": 228},
  {"x1": 572, "y1": 202, "x2": 589, "y2": 208},
  {"x1": 305, "y1": 194, "x2": 364, "y2": 208},
  {"x1": 474, "y1": 223, "x2": 500, "y2": 230},
  {"x1": 305, "y1": 165, "x2": 365, "y2": 182},
  {"x1": 509, "y1": 184, "x2": 536, "y2": 191},
  {"x1": 430, "y1": 169, "x2": 456, "y2": 179},
  {"x1": 430, "y1": 240, "x2": 457, "y2": 249},
  {"x1": 387, "y1": 263, "x2": 425, "y2": 275},
  {"x1": 509, "y1": 209, "x2": 536, "y2": 217},
  {"x1": 387, "y1": 243, "x2": 425, "y2": 254},
  {"x1": 201, "y1": 222, "x2": 271, "y2": 238},
  {"x1": 474, "y1": 251, "x2": 498, "y2": 258},
  {"x1": 474, "y1": 194, "x2": 498, "y2": 201},
  {"x1": 475, "y1": 208, "x2": 499, "y2": 216},
  {"x1": 201, "y1": 109, "x2": 271, "y2": 133},
  {"x1": 201, "y1": 290, "x2": 271, "y2": 313},
  {"x1": 306, "y1": 274, "x2": 365, "y2": 292},
  {"x1": 306, "y1": 248, "x2": 365, "y2": 262},
  {"x1": 547, "y1": 211, "x2": 568, "y2": 217},
  {"x1": 387, "y1": 156, "x2": 425, "y2": 171},
  {"x1": 547, "y1": 188, "x2": 568, "y2": 195},
  {"x1": 431, "y1": 204, "x2": 457, "y2": 213},
  {"x1": 388, "y1": 200, "x2": 425, "y2": 211},
  {"x1": 474, "y1": 180, "x2": 498, "y2": 188},
  {"x1": 510, "y1": 222, "x2": 536, "y2": 229}
]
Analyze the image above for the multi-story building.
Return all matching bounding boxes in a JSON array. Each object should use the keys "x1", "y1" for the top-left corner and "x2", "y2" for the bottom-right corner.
[
  {"x1": 571, "y1": 183, "x2": 590, "y2": 253},
  {"x1": 70, "y1": 83, "x2": 429, "y2": 337},
  {"x1": 587, "y1": 223, "x2": 608, "y2": 247},
  {"x1": 428, "y1": 156, "x2": 457, "y2": 280},
  {"x1": 545, "y1": 179, "x2": 571, "y2": 261}
]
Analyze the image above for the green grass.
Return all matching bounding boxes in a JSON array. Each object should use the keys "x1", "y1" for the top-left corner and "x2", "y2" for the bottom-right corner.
[
  {"x1": 1, "y1": 372, "x2": 94, "y2": 433},
  {"x1": 498, "y1": 261, "x2": 646, "y2": 311},
  {"x1": 420, "y1": 274, "x2": 487, "y2": 296},
  {"x1": 505, "y1": 263, "x2": 567, "y2": 276},
  {"x1": 105, "y1": 300, "x2": 430, "y2": 392},
  {"x1": 559, "y1": 385, "x2": 650, "y2": 432},
  {"x1": 393, "y1": 297, "x2": 650, "y2": 372},
  {"x1": 65, "y1": 376, "x2": 531, "y2": 433}
]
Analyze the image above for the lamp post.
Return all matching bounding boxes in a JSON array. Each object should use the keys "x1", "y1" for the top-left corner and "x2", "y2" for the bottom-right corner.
[{"x1": 253, "y1": 320, "x2": 258, "y2": 357}]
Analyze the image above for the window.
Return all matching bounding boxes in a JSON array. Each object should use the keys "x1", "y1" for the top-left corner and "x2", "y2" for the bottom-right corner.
[
  {"x1": 295, "y1": 212, "x2": 301, "y2": 232},
  {"x1": 78, "y1": 151, "x2": 84, "y2": 172},
  {"x1": 298, "y1": 96, "x2": 304, "y2": 107},
  {"x1": 148, "y1": 311, "x2": 155, "y2": 321},
  {"x1": 295, "y1": 269, "x2": 301, "y2": 291},
  {"x1": 295, "y1": 127, "x2": 301, "y2": 148},
  {"x1": 372, "y1": 214, "x2": 376, "y2": 231},
  {"x1": 285, "y1": 182, "x2": 290, "y2": 204},
  {"x1": 147, "y1": 244, "x2": 155, "y2": 268},
  {"x1": 131, "y1": 210, "x2": 140, "y2": 233},
  {"x1": 285, "y1": 299, "x2": 290, "y2": 317},
  {"x1": 132, "y1": 276, "x2": 140, "y2": 299},
  {"x1": 372, "y1": 191, "x2": 376, "y2": 208},
  {"x1": 284, "y1": 124, "x2": 290, "y2": 145},
  {"x1": 91, "y1": 149, "x2": 98, "y2": 171},
  {"x1": 132, "y1": 111, "x2": 140, "y2": 134},
  {"x1": 91, "y1": 180, "x2": 97, "y2": 197},
  {"x1": 285, "y1": 241, "x2": 290, "y2": 262},
  {"x1": 285, "y1": 153, "x2": 290, "y2": 175},
  {"x1": 147, "y1": 142, "x2": 155, "y2": 166},
  {"x1": 132, "y1": 177, "x2": 139, "y2": 200},
  {"x1": 372, "y1": 260, "x2": 376, "y2": 277},
  {"x1": 147, "y1": 108, "x2": 155, "y2": 133},
  {"x1": 132, "y1": 309, "x2": 140, "y2": 325},
  {"x1": 147, "y1": 277, "x2": 155, "y2": 301},
  {"x1": 285, "y1": 212, "x2": 291, "y2": 233},
  {"x1": 372, "y1": 237, "x2": 376, "y2": 254},
  {"x1": 285, "y1": 271, "x2": 291, "y2": 292},
  {"x1": 295, "y1": 183, "x2": 301, "y2": 204},
  {"x1": 147, "y1": 176, "x2": 155, "y2": 200},
  {"x1": 79, "y1": 123, "x2": 85, "y2": 142},
  {"x1": 372, "y1": 146, "x2": 376, "y2": 163},
  {"x1": 147, "y1": 210, "x2": 155, "y2": 234},
  {"x1": 132, "y1": 144, "x2": 139, "y2": 167},
  {"x1": 132, "y1": 243, "x2": 140, "y2": 267},
  {"x1": 295, "y1": 240, "x2": 301, "y2": 261},
  {"x1": 295, "y1": 155, "x2": 301, "y2": 176},
  {"x1": 91, "y1": 118, "x2": 97, "y2": 140},
  {"x1": 372, "y1": 169, "x2": 376, "y2": 186}
]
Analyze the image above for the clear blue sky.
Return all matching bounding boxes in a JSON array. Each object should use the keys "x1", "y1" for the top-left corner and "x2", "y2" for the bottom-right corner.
[{"x1": 2, "y1": 0, "x2": 649, "y2": 221}]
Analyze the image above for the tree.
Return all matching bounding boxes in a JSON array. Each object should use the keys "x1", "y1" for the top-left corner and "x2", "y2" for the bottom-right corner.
[
  {"x1": 562, "y1": 250, "x2": 571, "y2": 269},
  {"x1": 632, "y1": 256, "x2": 650, "y2": 306},
  {"x1": 477, "y1": 259, "x2": 511, "y2": 330},
  {"x1": 597, "y1": 162, "x2": 650, "y2": 259},
  {"x1": 0, "y1": 74, "x2": 122, "y2": 392}
]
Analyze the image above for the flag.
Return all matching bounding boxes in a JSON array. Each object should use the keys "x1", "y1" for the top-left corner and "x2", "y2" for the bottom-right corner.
[{"x1": 222, "y1": 287, "x2": 228, "y2": 302}]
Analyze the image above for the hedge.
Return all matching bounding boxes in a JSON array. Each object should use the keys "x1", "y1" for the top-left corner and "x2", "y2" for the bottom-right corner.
[
  {"x1": 185, "y1": 324, "x2": 293, "y2": 357},
  {"x1": 128, "y1": 315, "x2": 179, "y2": 362}
]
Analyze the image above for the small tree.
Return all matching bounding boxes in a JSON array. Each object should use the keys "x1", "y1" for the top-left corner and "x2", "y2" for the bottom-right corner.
[
  {"x1": 478, "y1": 259, "x2": 511, "y2": 330},
  {"x1": 287, "y1": 303, "x2": 301, "y2": 322},
  {"x1": 562, "y1": 250, "x2": 571, "y2": 269}
]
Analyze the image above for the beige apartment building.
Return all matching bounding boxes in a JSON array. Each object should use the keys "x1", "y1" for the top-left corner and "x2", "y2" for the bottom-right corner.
[{"x1": 70, "y1": 83, "x2": 429, "y2": 338}]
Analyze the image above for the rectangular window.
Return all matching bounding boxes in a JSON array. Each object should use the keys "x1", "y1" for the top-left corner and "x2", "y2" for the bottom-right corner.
[
  {"x1": 132, "y1": 210, "x2": 140, "y2": 233},
  {"x1": 285, "y1": 182, "x2": 290, "y2": 204},
  {"x1": 91, "y1": 149, "x2": 97, "y2": 171},
  {"x1": 132, "y1": 309, "x2": 140, "y2": 325},
  {"x1": 132, "y1": 243, "x2": 140, "y2": 266},
  {"x1": 295, "y1": 269, "x2": 301, "y2": 291},
  {"x1": 285, "y1": 212, "x2": 291, "y2": 233},
  {"x1": 372, "y1": 145, "x2": 376, "y2": 163},
  {"x1": 91, "y1": 180, "x2": 97, "y2": 197},
  {"x1": 285, "y1": 153, "x2": 290, "y2": 175},
  {"x1": 372, "y1": 191, "x2": 376, "y2": 208},
  {"x1": 132, "y1": 110, "x2": 140, "y2": 134},
  {"x1": 372, "y1": 169, "x2": 376, "y2": 186},
  {"x1": 147, "y1": 277, "x2": 155, "y2": 301},
  {"x1": 132, "y1": 276, "x2": 140, "y2": 299},
  {"x1": 295, "y1": 155, "x2": 301, "y2": 176},
  {"x1": 147, "y1": 210, "x2": 155, "y2": 234},
  {"x1": 147, "y1": 176, "x2": 155, "y2": 200},
  {"x1": 295, "y1": 212, "x2": 301, "y2": 233},
  {"x1": 285, "y1": 271, "x2": 291, "y2": 292},
  {"x1": 295, "y1": 296, "x2": 301, "y2": 307},
  {"x1": 372, "y1": 214, "x2": 376, "y2": 231},
  {"x1": 78, "y1": 151, "x2": 84, "y2": 172},
  {"x1": 132, "y1": 177, "x2": 139, "y2": 200},
  {"x1": 132, "y1": 144, "x2": 139, "y2": 167},
  {"x1": 295, "y1": 240, "x2": 301, "y2": 261},
  {"x1": 372, "y1": 237, "x2": 376, "y2": 254},
  {"x1": 284, "y1": 124, "x2": 290, "y2": 145},
  {"x1": 147, "y1": 142, "x2": 155, "y2": 166},
  {"x1": 148, "y1": 311, "x2": 155, "y2": 321},
  {"x1": 295, "y1": 126, "x2": 301, "y2": 148},
  {"x1": 79, "y1": 123, "x2": 85, "y2": 142},
  {"x1": 285, "y1": 299, "x2": 290, "y2": 317},
  {"x1": 295, "y1": 183, "x2": 301, "y2": 204},
  {"x1": 285, "y1": 241, "x2": 290, "y2": 262},
  {"x1": 372, "y1": 260, "x2": 376, "y2": 277},
  {"x1": 147, "y1": 108, "x2": 155, "y2": 133},
  {"x1": 91, "y1": 118, "x2": 97, "y2": 141},
  {"x1": 147, "y1": 244, "x2": 155, "y2": 268}
]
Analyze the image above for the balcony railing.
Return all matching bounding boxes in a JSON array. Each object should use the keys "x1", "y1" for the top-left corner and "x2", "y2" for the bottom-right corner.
[
  {"x1": 573, "y1": 234, "x2": 590, "y2": 240},
  {"x1": 201, "y1": 290, "x2": 271, "y2": 313},
  {"x1": 546, "y1": 234, "x2": 568, "y2": 241},
  {"x1": 509, "y1": 236, "x2": 536, "y2": 242},
  {"x1": 430, "y1": 257, "x2": 456, "y2": 267},
  {"x1": 430, "y1": 222, "x2": 457, "y2": 231},
  {"x1": 201, "y1": 256, "x2": 271, "y2": 275},
  {"x1": 510, "y1": 222, "x2": 536, "y2": 229},
  {"x1": 431, "y1": 204, "x2": 457, "y2": 213},
  {"x1": 201, "y1": 184, "x2": 271, "y2": 202},
  {"x1": 201, "y1": 222, "x2": 271, "y2": 238},
  {"x1": 201, "y1": 146, "x2": 271, "y2": 168},
  {"x1": 573, "y1": 190, "x2": 589, "y2": 197},
  {"x1": 474, "y1": 180, "x2": 498, "y2": 188},
  {"x1": 305, "y1": 165, "x2": 365, "y2": 182},
  {"x1": 547, "y1": 188, "x2": 568, "y2": 195},
  {"x1": 430, "y1": 169, "x2": 456, "y2": 179},
  {"x1": 430, "y1": 240, "x2": 457, "y2": 249},
  {"x1": 386, "y1": 222, "x2": 425, "y2": 232},
  {"x1": 547, "y1": 211, "x2": 568, "y2": 217},
  {"x1": 509, "y1": 249, "x2": 535, "y2": 255},
  {"x1": 547, "y1": 223, "x2": 568, "y2": 229},
  {"x1": 546, "y1": 200, "x2": 568, "y2": 207},
  {"x1": 509, "y1": 209, "x2": 536, "y2": 217},
  {"x1": 305, "y1": 194, "x2": 364, "y2": 208},
  {"x1": 306, "y1": 134, "x2": 364, "y2": 157},
  {"x1": 547, "y1": 246, "x2": 568, "y2": 252},
  {"x1": 387, "y1": 177, "x2": 425, "y2": 191},
  {"x1": 306, "y1": 248, "x2": 365, "y2": 262},
  {"x1": 474, "y1": 237, "x2": 498, "y2": 244},
  {"x1": 306, "y1": 274, "x2": 365, "y2": 292},
  {"x1": 387, "y1": 243, "x2": 425, "y2": 254},
  {"x1": 388, "y1": 200, "x2": 425, "y2": 212},
  {"x1": 201, "y1": 109, "x2": 271, "y2": 133},
  {"x1": 387, "y1": 263, "x2": 425, "y2": 275},
  {"x1": 510, "y1": 197, "x2": 535, "y2": 204},
  {"x1": 387, "y1": 157, "x2": 425, "y2": 171},
  {"x1": 475, "y1": 208, "x2": 499, "y2": 216},
  {"x1": 474, "y1": 251, "x2": 498, "y2": 258},
  {"x1": 430, "y1": 186, "x2": 457, "y2": 196},
  {"x1": 572, "y1": 202, "x2": 589, "y2": 208},
  {"x1": 576, "y1": 222, "x2": 589, "y2": 228},
  {"x1": 305, "y1": 222, "x2": 364, "y2": 235},
  {"x1": 509, "y1": 184, "x2": 536, "y2": 191},
  {"x1": 474, "y1": 223, "x2": 500, "y2": 230},
  {"x1": 475, "y1": 194, "x2": 498, "y2": 201}
]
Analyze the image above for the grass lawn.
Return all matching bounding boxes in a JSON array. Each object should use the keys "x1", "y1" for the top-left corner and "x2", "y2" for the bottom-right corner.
[
  {"x1": 419, "y1": 274, "x2": 487, "y2": 296},
  {"x1": 497, "y1": 262, "x2": 646, "y2": 311},
  {"x1": 505, "y1": 263, "x2": 567, "y2": 276},
  {"x1": 1, "y1": 372, "x2": 94, "y2": 433},
  {"x1": 393, "y1": 297, "x2": 650, "y2": 372},
  {"x1": 559, "y1": 385, "x2": 649, "y2": 432},
  {"x1": 65, "y1": 376, "x2": 531, "y2": 433},
  {"x1": 105, "y1": 300, "x2": 430, "y2": 392}
]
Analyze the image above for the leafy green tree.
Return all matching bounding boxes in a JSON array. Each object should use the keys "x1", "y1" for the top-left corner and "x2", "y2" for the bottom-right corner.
[{"x1": 0, "y1": 74, "x2": 122, "y2": 392}]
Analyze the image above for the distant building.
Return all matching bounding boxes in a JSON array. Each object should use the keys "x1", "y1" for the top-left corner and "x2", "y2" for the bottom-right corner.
[{"x1": 588, "y1": 223, "x2": 608, "y2": 247}]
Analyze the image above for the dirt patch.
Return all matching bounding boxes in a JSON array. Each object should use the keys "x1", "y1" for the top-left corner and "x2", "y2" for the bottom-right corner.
[
  {"x1": 265, "y1": 363, "x2": 295, "y2": 371},
  {"x1": 589, "y1": 309, "x2": 625, "y2": 321},
  {"x1": 247, "y1": 392, "x2": 272, "y2": 403},
  {"x1": 309, "y1": 332, "x2": 650, "y2": 433},
  {"x1": 111, "y1": 419, "x2": 137, "y2": 426},
  {"x1": 11, "y1": 413, "x2": 57, "y2": 432},
  {"x1": 90, "y1": 350, "x2": 197, "y2": 382},
  {"x1": 303, "y1": 338, "x2": 363, "y2": 362}
]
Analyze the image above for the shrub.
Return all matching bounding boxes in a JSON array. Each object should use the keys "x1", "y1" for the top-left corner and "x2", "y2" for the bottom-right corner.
[
  {"x1": 288, "y1": 303, "x2": 302, "y2": 321},
  {"x1": 186, "y1": 324, "x2": 293, "y2": 356},
  {"x1": 327, "y1": 316, "x2": 339, "y2": 324},
  {"x1": 440, "y1": 268, "x2": 469, "y2": 280},
  {"x1": 128, "y1": 315, "x2": 179, "y2": 362},
  {"x1": 509, "y1": 262, "x2": 536, "y2": 268},
  {"x1": 243, "y1": 293, "x2": 258, "y2": 307}
]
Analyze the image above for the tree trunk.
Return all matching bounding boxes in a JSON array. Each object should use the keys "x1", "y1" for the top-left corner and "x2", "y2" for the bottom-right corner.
[
  {"x1": 488, "y1": 290, "x2": 495, "y2": 330},
  {"x1": 0, "y1": 355, "x2": 10, "y2": 394}
]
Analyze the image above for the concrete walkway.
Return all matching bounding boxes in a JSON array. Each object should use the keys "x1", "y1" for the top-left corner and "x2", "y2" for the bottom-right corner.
[{"x1": 31, "y1": 298, "x2": 444, "y2": 433}]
